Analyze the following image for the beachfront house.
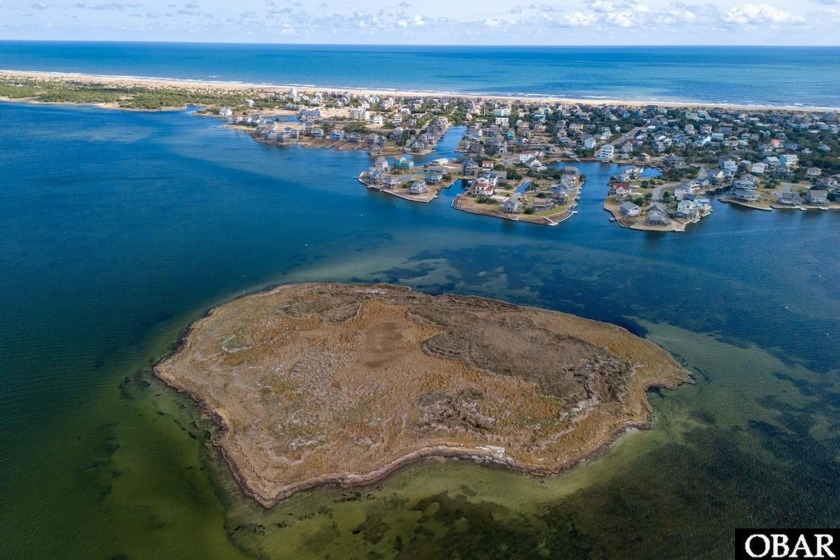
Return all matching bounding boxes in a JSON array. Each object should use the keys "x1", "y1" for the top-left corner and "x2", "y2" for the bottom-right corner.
[
  {"x1": 329, "y1": 129, "x2": 345, "y2": 141},
  {"x1": 218, "y1": 106, "x2": 233, "y2": 117}
]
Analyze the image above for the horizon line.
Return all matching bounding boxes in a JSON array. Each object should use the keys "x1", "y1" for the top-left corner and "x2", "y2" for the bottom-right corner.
[{"x1": 1, "y1": 39, "x2": 839, "y2": 48}]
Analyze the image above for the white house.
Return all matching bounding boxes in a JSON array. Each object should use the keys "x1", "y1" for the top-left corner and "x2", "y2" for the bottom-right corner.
[{"x1": 597, "y1": 144, "x2": 615, "y2": 162}]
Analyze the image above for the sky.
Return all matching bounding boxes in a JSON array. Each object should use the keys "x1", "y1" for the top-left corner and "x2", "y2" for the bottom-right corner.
[{"x1": 1, "y1": 0, "x2": 838, "y2": 45}]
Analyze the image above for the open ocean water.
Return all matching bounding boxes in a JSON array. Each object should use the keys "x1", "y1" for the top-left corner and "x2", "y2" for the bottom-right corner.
[
  {"x1": 0, "y1": 44, "x2": 838, "y2": 558},
  {"x1": 1, "y1": 42, "x2": 840, "y2": 107}
]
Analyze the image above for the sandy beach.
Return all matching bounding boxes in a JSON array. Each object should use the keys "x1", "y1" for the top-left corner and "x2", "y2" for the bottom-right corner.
[{"x1": 2, "y1": 69, "x2": 836, "y2": 112}]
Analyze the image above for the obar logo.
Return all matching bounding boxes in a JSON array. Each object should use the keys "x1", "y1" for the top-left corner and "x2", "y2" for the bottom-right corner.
[{"x1": 736, "y1": 530, "x2": 839, "y2": 559}]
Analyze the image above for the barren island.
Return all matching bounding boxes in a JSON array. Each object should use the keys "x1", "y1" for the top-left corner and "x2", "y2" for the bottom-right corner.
[{"x1": 155, "y1": 283, "x2": 690, "y2": 507}]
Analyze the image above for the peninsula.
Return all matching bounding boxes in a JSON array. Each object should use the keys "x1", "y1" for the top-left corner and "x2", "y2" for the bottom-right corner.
[{"x1": 155, "y1": 283, "x2": 690, "y2": 507}]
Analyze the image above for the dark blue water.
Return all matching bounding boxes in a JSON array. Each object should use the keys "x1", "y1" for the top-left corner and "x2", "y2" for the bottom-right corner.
[
  {"x1": 2, "y1": 42, "x2": 839, "y2": 107},
  {"x1": 1, "y1": 102, "x2": 838, "y2": 558}
]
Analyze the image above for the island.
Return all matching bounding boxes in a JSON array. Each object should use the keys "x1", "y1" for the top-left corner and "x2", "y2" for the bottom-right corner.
[{"x1": 154, "y1": 283, "x2": 690, "y2": 507}]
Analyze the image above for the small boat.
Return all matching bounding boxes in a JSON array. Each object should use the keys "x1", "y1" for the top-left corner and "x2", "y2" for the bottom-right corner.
[{"x1": 609, "y1": 217, "x2": 616, "y2": 222}]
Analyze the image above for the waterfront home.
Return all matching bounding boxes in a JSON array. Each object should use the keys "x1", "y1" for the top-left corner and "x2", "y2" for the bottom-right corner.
[
  {"x1": 583, "y1": 136, "x2": 597, "y2": 149},
  {"x1": 219, "y1": 106, "x2": 233, "y2": 117},
  {"x1": 425, "y1": 169, "x2": 445, "y2": 184},
  {"x1": 646, "y1": 207, "x2": 671, "y2": 225},
  {"x1": 676, "y1": 200, "x2": 700, "y2": 220},
  {"x1": 531, "y1": 198, "x2": 556, "y2": 212},
  {"x1": 310, "y1": 127, "x2": 324, "y2": 138},
  {"x1": 777, "y1": 191, "x2": 801, "y2": 206},
  {"x1": 329, "y1": 129, "x2": 345, "y2": 141},
  {"x1": 806, "y1": 167, "x2": 822, "y2": 178},
  {"x1": 347, "y1": 132, "x2": 362, "y2": 143},
  {"x1": 730, "y1": 188, "x2": 760, "y2": 202},
  {"x1": 597, "y1": 144, "x2": 615, "y2": 162},
  {"x1": 806, "y1": 189, "x2": 828, "y2": 204},
  {"x1": 502, "y1": 193, "x2": 524, "y2": 213},
  {"x1": 409, "y1": 180, "x2": 428, "y2": 195},
  {"x1": 620, "y1": 201, "x2": 641, "y2": 217},
  {"x1": 384, "y1": 176, "x2": 400, "y2": 189}
]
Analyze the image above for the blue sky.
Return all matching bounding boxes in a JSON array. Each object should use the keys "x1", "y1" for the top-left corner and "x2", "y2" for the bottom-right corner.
[{"x1": 1, "y1": 0, "x2": 838, "y2": 45}]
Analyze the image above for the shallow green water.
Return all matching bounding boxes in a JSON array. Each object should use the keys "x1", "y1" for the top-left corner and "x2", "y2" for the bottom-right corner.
[{"x1": 0, "y1": 103, "x2": 837, "y2": 558}]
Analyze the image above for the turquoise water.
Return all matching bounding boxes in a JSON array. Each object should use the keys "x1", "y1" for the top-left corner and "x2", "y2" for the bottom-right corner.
[
  {"x1": 2, "y1": 43, "x2": 840, "y2": 107},
  {"x1": 0, "y1": 102, "x2": 838, "y2": 558}
]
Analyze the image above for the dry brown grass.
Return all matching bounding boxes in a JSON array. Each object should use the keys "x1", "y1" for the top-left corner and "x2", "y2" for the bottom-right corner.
[{"x1": 156, "y1": 283, "x2": 689, "y2": 507}]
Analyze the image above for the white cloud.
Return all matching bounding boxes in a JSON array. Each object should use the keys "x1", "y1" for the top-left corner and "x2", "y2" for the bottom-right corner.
[
  {"x1": 722, "y1": 4, "x2": 805, "y2": 25},
  {"x1": 564, "y1": 10, "x2": 598, "y2": 26}
]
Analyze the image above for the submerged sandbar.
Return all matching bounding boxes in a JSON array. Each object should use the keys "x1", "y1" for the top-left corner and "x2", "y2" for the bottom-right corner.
[{"x1": 155, "y1": 283, "x2": 689, "y2": 507}]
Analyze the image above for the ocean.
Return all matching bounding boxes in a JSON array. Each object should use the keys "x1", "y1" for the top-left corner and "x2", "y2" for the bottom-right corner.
[
  {"x1": 1, "y1": 42, "x2": 840, "y2": 107},
  {"x1": 0, "y1": 44, "x2": 839, "y2": 558}
]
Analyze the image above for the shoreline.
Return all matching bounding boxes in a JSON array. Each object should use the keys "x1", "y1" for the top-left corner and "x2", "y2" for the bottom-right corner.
[{"x1": 3, "y1": 69, "x2": 837, "y2": 112}]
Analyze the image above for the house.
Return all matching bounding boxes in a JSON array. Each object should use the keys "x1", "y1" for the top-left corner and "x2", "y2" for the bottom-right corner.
[
  {"x1": 329, "y1": 129, "x2": 345, "y2": 141},
  {"x1": 425, "y1": 168, "x2": 444, "y2": 184},
  {"x1": 396, "y1": 156, "x2": 414, "y2": 169},
  {"x1": 674, "y1": 183, "x2": 694, "y2": 201},
  {"x1": 583, "y1": 136, "x2": 597, "y2": 149},
  {"x1": 384, "y1": 176, "x2": 400, "y2": 189},
  {"x1": 777, "y1": 191, "x2": 801, "y2": 206},
  {"x1": 473, "y1": 177, "x2": 495, "y2": 197},
  {"x1": 463, "y1": 159, "x2": 480, "y2": 175},
  {"x1": 646, "y1": 207, "x2": 671, "y2": 225},
  {"x1": 676, "y1": 200, "x2": 700, "y2": 220},
  {"x1": 613, "y1": 182, "x2": 631, "y2": 197},
  {"x1": 597, "y1": 144, "x2": 615, "y2": 162},
  {"x1": 531, "y1": 198, "x2": 556, "y2": 212},
  {"x1": 310, "y1": 127, "x2": 324, "y2": 138},
  {"x1": 370, "y1": 114, "x2": 384, "y2": 126},
  {"x1": 750, "y1": 162, "x2": 767, "y2": 174},
  {"x1": 620, "y1": 201, "x2": 641, "y2": 217},
  {"x1": 502, "y1": 193, "x2": 524, "y2": 214},
  {"x1": 349, "y1": 108, "x2": 368, "y2": 121},
  {"x1": 409, "y1": 180, "x2": 429, "y2": 195},
  {"x1": 806, "y1": 167, "x2": 822, "y2": 178},
  {"x1": 218, "y1": 106, "x2": 233, "y2": 117},
  {"x1": 806, "y1": 189, "x2": 828, "y2": 205},
  {"x1": 373, "y1": 156, "x2": 389, "y2": 172},
  {"x1": 300, "y1": 109, "x2": 321, "y2": 120},
  {"x1": 779, "y1": 154, "x2": 799, "y2": 169},
  {"x1": 730, "y1": 188, "x2": 760, "y2": 202}
]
